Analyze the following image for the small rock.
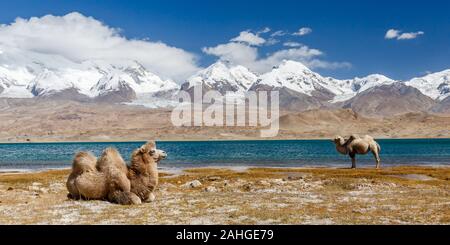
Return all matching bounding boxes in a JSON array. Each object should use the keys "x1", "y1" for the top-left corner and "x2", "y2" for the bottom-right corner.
[
  {"x1": 182, "y1": 180, "x2": 202, "y2": 188},
  {"x1": 257, "y1": 180, "x2": 271, "y2": 187},
  {"x1": 284, "y1": 175, "x2": 305, "y2": 181},
  {"x1": 7, "y1": 187, "x2": 13, "y2": 191},
  {"x1": 207, "y1": 176, "x2": 222, "y2": 181},
  {"x1": 271, "y1": 179, "x2": 285, "y2": 185},
  {"x1": 204, "y1": 186, "x2": 217, "y2": 192},
  {"x1": 28, "y1": 186, "x2": 40, "y2": 192},
  {"x1": 242, "y1": 183, "x2": 252, "y2": 191}
]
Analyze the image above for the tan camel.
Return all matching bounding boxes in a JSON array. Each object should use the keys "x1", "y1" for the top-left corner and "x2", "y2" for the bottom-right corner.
[
  {"x1": 333, "y1": 134, "x2": 381, "y2": 169},
  {"x1": 66, "y1": 141, "x2": 166, "y2": 205}
]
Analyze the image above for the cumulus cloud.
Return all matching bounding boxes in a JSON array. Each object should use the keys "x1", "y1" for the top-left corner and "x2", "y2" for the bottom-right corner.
[
  {"x1": 230, "y1": 31, "x2": 266, "y2": 46},
  {"x1": 203, "y1": 31, "x2": 350, "y2": 73},
  {"x1": 385, "y1": 28, "x2": 424, "y2": 40},
  {"x1": 283, "y1": 42, "x2": 302, "y2": 47},
  {"x1": 293, "y1": 27, "x2": 312, "y2": 36},
  {"x1": 202, "y1": 42, "x2": 258, "y2": 66},
  {"x1": 0, "y1": 12, "x2": 200, "y2": 81}
]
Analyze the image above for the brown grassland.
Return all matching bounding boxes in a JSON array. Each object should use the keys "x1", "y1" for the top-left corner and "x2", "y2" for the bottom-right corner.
[{"x1": 0, "y1": 166, "x2": 449, "y2": 224}]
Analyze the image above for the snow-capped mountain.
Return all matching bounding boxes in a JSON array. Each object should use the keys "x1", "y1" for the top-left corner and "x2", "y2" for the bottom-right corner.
[
  {"x1": 179, "y1": 60, "x2": 449, "y2": 113},
  {"x1": 0, "y1": 46, "x2": 449, "y2": 114},
  {"x1": 405, "y1": 69, "x2": 450, "y2": 100},
  {"x1": 252, "y1": 60, "x2": 333, "y2": 96},
  {"x1": 330, "y1": 74, "x2": 395, "y2": 102},
  {"x1": 0, "y1": 66, "x2": 35, "y2": 98},
  {"x1": 250, "y1": 60, "x2": 396, "y2": 103},
  {"x1": 0, "y1": 47, "x2": 179, "y2": 102},
  {"x1": 181, "y1": 61, "x2": 257, "y2": 96}
]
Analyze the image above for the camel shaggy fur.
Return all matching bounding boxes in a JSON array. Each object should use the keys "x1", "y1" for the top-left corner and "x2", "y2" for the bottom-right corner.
[
  {"x1": 66, "y1": 141, "x2": 166, "y2": 205},
  {"x1": 333, "y1": 134, "x2": 381, "y2": 169}
]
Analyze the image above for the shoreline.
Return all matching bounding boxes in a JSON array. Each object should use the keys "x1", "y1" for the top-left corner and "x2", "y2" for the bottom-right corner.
[
  {"x1": 1, "y1": 163, "x2": 450, "y2": 175},
  {"x1": 1, "y1": 137, "x2": 450, "y2": 144}
]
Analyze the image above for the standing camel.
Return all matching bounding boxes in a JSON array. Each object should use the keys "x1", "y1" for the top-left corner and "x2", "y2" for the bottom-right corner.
[{"x1": 333, "y1": 134, "x2": 381, "y2": 169}]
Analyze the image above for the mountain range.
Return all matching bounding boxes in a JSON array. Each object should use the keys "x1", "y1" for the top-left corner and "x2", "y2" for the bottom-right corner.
[
  {"x1": 181, "y1": 60, "x2": 449, "y2": 116},
  {"x1": 0, "y1": 53, "x2": 449, "y2": 116}
]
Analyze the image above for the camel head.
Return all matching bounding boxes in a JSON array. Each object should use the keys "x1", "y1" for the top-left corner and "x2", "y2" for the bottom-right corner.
[{"x1": 139, "y1": 141, "x2": 167, "y2": 162}]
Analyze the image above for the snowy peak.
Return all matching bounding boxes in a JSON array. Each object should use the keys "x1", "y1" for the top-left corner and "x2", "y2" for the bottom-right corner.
[
  {"x1": 0, "y1": 57, "x2": 179, "y2": 101},
  {"x1": 405, "y1": 69, "x2": 450, "y2": 100},
  {"x1": 255, "y1": 60, "x2": 335, "y2": 96},
  {"x1": 184, "y1": 61, "x2": 258, "y2": 93},
  {"x1": 350, "y1": 74, "x2": 395, "y2": 92},
  {"x1": 330, "y1": 74, "x2": 395, "y2": 102},
  {"x1": 123, "y1": 61, "x2": 179, "y2": 93}
]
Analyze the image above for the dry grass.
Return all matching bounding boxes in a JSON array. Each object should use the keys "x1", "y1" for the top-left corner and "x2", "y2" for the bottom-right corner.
[{"x1": 0, "y1": 166, "x2": 449, "y2": 224}]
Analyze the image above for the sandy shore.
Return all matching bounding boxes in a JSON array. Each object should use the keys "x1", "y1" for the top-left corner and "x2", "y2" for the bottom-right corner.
[{"x1": 0, "y1": 166, "x2": 449, "y2": 224}]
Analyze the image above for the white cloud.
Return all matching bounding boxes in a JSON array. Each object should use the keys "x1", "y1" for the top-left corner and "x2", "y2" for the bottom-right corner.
[
  {"x1": 398, "y1": 31, "x2": 424, "y2": 40},
  {"x1": 257, "y1": 27, "x2": 271, "y2": 34},
  {"x1": 385, "y1": 29, "x2": 401, "y2": 39},
  {"x1": 293, "y1": 27, "x2": 312, "y2": 36},
  {"x1": 385, "y1": 28, "x2": 424, "y2": 40},
  {"x1": 271, "y1": 30, "x2": 287, "y2": 37},
  {"x1": 0, "y1": 12, "x2": 200, "y2": 81},
  {"x1": 283, "y1": 42, "x2": 302, "y2": 47},
  {"x1": 265, "y1": 38, "x2": 279, "y2": 46},
  {"x1": 230, "y1": 31, "x2": 266, "y2": 46},
  {"x1": 202, "y1": 42, "x2": 258, "y2": 66},
  {"x1": 203, "y1": 32, "x2": 350, "y2": 73}
]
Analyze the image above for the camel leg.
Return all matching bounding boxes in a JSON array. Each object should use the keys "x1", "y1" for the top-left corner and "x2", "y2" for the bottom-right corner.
[
  {"x1": 349, "y1": 153, "x2": 356, "y2": 169},
  {"x1": 108, "y1": 191, "x2": 142, "y2": 205},
  {"x1": 372, "y1": 150, "x2": 381, "y2": 169},
  {"x1": 144, "y1": 192, "x2": 156, "y2": 203}
]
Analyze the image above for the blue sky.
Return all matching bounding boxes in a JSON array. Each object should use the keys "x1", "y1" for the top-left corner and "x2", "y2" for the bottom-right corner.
[{"x1": 0, "y1": 0, "x2": 449, "y2": 80}]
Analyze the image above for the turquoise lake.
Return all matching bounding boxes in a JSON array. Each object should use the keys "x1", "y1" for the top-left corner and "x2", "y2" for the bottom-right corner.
[{"x1": 0, "y1": 139, "x2": 449, "y2": 171}]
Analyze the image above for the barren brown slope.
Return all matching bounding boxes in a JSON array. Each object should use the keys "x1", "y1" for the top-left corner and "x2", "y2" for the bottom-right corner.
[
  {"x1": 432, "y1": 96, "x2": 450, "y2": 114},
  {"x1": 278, "y1": 109, "x2": 450, "y2": 139},
  {"x1": 0, "y1": 98, "x2": 449, "y2": 142},
  {"x1": 342, "y1": 83, "x2": 437, "y2": 117}
]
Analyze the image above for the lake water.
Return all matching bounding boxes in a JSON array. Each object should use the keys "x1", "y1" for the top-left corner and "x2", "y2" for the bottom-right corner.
[{"x1": 0, "y1": 139, "x2": 449, "y2": 171}]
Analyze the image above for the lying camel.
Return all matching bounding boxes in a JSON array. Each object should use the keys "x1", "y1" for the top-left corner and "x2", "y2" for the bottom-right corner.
[
  {"x1": 66, "y1": 141, "x2": 166, "y2": 205},
  {"x1": 333, "y1": 134, "x2": 381, "y2": 169}
]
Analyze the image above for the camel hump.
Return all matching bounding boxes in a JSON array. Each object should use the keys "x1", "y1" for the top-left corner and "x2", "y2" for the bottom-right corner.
[
  {"x1": 100, "y1": 147, "x2": 125, "y2": 162},
  {"x1": 344, "y1": 134, "x2": 360, "y2": 145},
  {"x1": 102, "y1": 147, "x2": 121, "y2": 157},
  {"x1": 97, "y1": 147, "x2": 127, "y2": 172},
  {"x1": 72, "y1": 151, "x2": 96, "y2": 173}
]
